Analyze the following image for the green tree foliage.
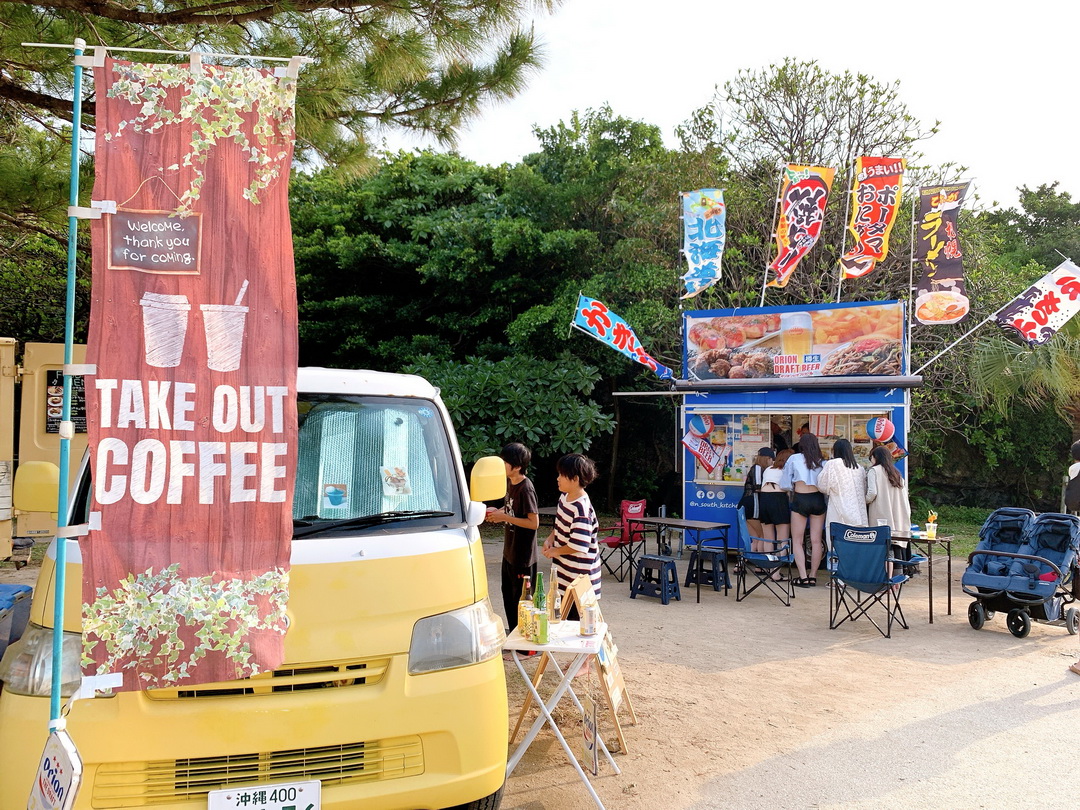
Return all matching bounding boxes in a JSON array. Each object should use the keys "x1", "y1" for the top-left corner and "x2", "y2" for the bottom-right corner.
[{"x1": 402, "y1": 354, "x2": 615, "y2": 463}]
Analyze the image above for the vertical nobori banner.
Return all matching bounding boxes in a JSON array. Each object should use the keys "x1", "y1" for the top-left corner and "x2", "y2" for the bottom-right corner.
[
  {"x1": 766, "y1": 165, "x2": 836, "y2": 288},
  {"x1": 680, "y1": 189, "x2": 726, "y2": 298},
  {"x1": 84, "y1": 58, "x2": 299, "y2": 691},
  {"x1": 995, "y1": 260, "x2": 1080, "y2": 345},
  {"x1": 840, "y1": 157, "x2": 906, "y2": 279},
  {"x1": 914, "y1": 183, "x2": 971, "y2": 326}
]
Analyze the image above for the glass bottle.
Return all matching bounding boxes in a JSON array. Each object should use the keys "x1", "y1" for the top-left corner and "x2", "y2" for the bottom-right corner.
[
  {"x1": 517, "y1": 575, "x2": 532, "y2": 637},
  {"x1": 548, "y1": 575, "x2": 561, "y2": 625}
]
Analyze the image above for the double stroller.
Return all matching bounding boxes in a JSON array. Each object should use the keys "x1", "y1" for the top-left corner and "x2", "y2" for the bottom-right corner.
[{"x1": 961, "y1": 507, "x2": 1080, "y2": 638}]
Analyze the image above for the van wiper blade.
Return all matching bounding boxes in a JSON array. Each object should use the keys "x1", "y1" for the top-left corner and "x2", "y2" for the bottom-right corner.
[{"x1": 293, "y1": 510, "x2": 455, "y2": 538}]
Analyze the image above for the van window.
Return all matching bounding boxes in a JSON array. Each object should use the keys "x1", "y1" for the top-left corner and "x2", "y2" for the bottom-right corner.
[{"x1": 293, "y1": 396, "x2": 461, "y2": 526}]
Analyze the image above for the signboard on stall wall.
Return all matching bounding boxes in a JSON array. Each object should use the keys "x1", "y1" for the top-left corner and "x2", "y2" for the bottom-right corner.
[{"x1": 684, "y1": 301, "x2": 905, "y2": 381}]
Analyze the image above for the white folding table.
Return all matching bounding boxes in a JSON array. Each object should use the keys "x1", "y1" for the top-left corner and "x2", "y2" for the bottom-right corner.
[{"x1": 504, "y1": 620, "x2": 620, "y2": 809}]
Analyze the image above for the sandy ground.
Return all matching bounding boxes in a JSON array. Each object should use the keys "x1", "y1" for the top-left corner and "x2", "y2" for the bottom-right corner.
[
  {"x1": 5, "y1": 542, "x2": 1079, "y2": 810},
  {"x1": 492, "y1": 539, "x2": 1080, "y2": 810}
]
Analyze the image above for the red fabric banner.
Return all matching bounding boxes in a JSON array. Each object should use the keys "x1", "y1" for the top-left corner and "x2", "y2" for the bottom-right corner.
[
  {"x1": 840, "y1": 157, "x2": 906, "y2": 279},
  {"x1": 766, "y1": 164, "x2": 836, "y2": 288},
  {"x1": 83, "y1": 58, "x2": 299, "y2": 691}
]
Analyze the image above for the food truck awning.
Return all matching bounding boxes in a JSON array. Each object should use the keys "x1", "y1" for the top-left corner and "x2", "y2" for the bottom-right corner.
[{"x1": 670, "y1": 375, "x2": 923, "y2": 393}]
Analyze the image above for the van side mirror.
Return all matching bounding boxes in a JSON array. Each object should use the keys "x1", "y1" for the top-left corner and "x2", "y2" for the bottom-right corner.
[
  {"x1": 12, "y1": 461, "x2": 59, "y2": 514},
  {"x1": 469, "y1": 456, "x2": 507, "y2": 502}
]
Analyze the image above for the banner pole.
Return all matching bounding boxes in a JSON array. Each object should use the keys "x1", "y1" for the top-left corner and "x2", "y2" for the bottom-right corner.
[
  {"x1": 50, "y1": 36, "x2": 86, "y2": 726},
  {"x1": 912, "y1": 314, "x2": 995, "y2": 377},
  {"x1": 760, "y1": 164, "x2": 785, "y2": 306},
  {"x1": 834, "y1": 159, "x2": 855, "y2": 302},
  {"x1": 906, "y1": 191, "x2": 917, "y2": 371}
]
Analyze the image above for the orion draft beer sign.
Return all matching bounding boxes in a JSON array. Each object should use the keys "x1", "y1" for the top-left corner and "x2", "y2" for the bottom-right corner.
[{"x1": 84, "y1": 58, "x2": 299, "y2": 691}]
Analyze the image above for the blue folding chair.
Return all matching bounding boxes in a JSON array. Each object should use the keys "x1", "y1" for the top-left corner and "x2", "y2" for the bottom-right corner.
[
  {"x1": 735, "y1": 507, "x2": 795, "y2": 606},
  {"x1": 828, "y1": 523, "x2": 911, "y2": 638}
]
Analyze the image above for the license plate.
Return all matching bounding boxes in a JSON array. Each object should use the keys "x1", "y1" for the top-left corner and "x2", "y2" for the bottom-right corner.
[{"x1": 207, "y1": 779, "x2": 321, "y2": 810}]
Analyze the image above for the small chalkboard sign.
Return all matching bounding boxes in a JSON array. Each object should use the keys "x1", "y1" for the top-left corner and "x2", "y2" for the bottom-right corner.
[{"x1": 107, "y1": 208, "x2": 202, "y2": 274}]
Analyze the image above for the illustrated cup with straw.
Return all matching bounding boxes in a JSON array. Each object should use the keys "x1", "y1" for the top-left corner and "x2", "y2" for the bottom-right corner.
[{"x1": 201, "y1": 280, "x2": 249, "y2": 372}]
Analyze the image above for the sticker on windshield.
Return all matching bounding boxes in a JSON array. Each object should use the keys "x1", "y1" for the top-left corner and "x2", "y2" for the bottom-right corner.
[
  {"x1": 382, "y1": 466, "x2": 412, "y2": 497},
  {"x1": 322, "y1": 483, "x2": 349, "y2": 510},
  {"x1": 417, "y1": 407, "x2": 433, "y2": 419}
]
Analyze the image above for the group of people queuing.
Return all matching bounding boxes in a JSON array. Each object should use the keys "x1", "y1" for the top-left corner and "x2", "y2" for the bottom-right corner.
[
  {"x1": 739, "y1": 431, "x2": 911, "y2": 587},
  {"x1": 484, "y1": 442, "x2": 602, "y2": 632}
]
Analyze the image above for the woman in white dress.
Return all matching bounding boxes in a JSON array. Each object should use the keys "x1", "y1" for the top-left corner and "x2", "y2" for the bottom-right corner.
[{"x1": 817, "y1": 439, "x2": 868, "y2": 552}]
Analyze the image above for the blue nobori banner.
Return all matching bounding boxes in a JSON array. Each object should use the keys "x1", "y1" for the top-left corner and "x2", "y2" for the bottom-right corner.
[
  {"x1": 680, "y1": 189, "x2": 726, "y2": 299},
  {"x1": 572, "y1": 295, "x2": 673, "y2": 379}
]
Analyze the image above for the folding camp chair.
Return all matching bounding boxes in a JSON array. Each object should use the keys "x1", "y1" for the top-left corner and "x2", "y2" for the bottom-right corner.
[
  {"x1": 734, "y1": 506, "x2": 795, "y2": 606},
  {"x1": 598, "y1": 499, "x2": 646, "y2": 582},
  {"x1": 828, "y1": 523, "x2": 911, "y2": 638}
]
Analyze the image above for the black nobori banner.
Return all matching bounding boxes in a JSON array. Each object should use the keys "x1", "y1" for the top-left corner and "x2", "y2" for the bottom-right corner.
[{"x1": 914, "y1": 183, "x2": 970, "y2": 326}]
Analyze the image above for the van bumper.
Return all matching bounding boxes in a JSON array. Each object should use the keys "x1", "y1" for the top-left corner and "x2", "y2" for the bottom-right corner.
[{"x1": 0, "y1": 654, "x2": 507, "y2": 810}]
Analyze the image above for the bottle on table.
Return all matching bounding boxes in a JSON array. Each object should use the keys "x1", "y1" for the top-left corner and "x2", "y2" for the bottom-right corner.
[
  {"x1": 548, "y1": 573, "x2": 561, "y2": 625},
  {"x1": 517, "y1": 575, "x2": 533, "y2": 638},
  {"x1": 533, "y1": 571, "x2": 548, "y2": 643}
]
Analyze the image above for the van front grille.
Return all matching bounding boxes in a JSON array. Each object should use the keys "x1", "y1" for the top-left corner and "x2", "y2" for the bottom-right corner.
[
  {"x1": 92, "y1": 736, "x2": 424, "y2": 807},
  {"x1": 144, "y1": 657, "x2": 390, "y2": 699}
]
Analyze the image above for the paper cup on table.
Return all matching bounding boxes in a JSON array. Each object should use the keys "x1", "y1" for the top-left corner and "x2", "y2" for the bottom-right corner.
[
  {"x1": 140, "y1": 292, "x2": 191, "y2": 368},
  {"x1": 201, "y1": 303, "x2": 249, "y2": 372}
]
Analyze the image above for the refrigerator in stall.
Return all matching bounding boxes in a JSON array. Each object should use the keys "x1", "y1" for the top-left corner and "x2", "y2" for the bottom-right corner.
[{"x1": 678, "y1": 300, "x2": 920, "y2": 548}]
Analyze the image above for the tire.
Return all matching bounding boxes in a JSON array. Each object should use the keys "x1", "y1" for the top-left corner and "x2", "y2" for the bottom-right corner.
[
  {"x1": 968, "y1": 602, "x2": 986, "y2": 631},
  {"x1": 1007, "y1": 608, "x2": 1031, "y2": 638},
  {"x1": 1067, "y1": 608, "x2": 1079, "y2": 636},
  {"x1": 446, "y1": 785, "x2": 503, "y2": 810}
]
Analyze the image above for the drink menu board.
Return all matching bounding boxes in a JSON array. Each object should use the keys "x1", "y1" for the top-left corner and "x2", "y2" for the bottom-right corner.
[{"x1": 44, "y1": 370, "x2": 87, "y2": 434}]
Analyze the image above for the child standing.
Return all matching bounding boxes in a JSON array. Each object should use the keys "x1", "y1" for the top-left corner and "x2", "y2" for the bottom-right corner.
[
  {"x1": 486, "y1": 442, "x2": 539, "y2": 632},
  {"x1": 543, "y1": 453, "x2": 601, "y2": 616}
]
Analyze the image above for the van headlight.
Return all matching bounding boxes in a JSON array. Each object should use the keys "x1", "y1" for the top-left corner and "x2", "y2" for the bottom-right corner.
[
  {"x1": 408, "y1": 598, "x2": 506, "y2": 674},
  {"x1": 0, "y1": 623, "x2": 83, "y2": 697}
]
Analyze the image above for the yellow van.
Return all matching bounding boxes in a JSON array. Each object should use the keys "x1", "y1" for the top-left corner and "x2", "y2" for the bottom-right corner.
[{"x1": 0, "y1": 367, "x2": 508, "y2": 809}]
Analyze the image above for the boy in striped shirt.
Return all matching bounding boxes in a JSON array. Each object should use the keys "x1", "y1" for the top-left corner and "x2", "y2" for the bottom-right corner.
[{"x1": 543, "y1": 453, "x2": 601, "y2": 616}]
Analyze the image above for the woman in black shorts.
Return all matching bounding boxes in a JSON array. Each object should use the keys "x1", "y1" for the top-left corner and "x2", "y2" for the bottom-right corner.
[
  {"x1": 757, "y1": 449, "x2": 793, "y2": 579},
  {"x1": 738, "y1": 448, "x2": 774, "y2": 538},
  {"x1": 780, "y1": 432, "x2": 826, "y2": 587}
]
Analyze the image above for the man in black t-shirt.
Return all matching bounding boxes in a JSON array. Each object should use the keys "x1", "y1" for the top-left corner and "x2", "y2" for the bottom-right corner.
[{"x1": 485, "y1": 442, "x2": 539, "y2": 631}]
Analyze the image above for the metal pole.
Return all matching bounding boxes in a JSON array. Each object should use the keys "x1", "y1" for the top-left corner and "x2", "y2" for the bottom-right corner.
[
  {"x1": 912, "y1": 313, "x2": 995, "y2": 377},
  {"x1": 906, "y1": 191, "x2": 917, "y2": 370},
  {"x1": 760, "y1": 164, "x2": 786, "y2": 306},
  {"x1": 51, "y1": 37, "x2": 85, "y2": 725},
  {"x1": 834, "y1": 159, "x2": 855, "y2": 302}
]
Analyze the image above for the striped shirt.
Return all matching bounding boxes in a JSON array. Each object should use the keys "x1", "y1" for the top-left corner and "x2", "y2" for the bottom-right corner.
[{"x1": 552, "y1": 492, "x2": 601, "y2": 599}]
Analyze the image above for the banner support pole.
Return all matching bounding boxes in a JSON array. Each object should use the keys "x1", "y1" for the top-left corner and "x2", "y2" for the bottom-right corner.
[
  {"x1": 50, "y1": 36, "x2": 86, "y2": 726},
  {"x1": 760, "y1": 163, "x2": 786, "y2": 306},
  {"x1": 834, "y1": 158, "x2": 855, "y2": 302},
  {"x1": 906, "y1": 192, "x2": 917, "y2": 373}
]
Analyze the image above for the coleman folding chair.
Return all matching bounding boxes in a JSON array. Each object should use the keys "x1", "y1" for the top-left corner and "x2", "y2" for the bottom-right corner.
[{"x1": 828, "y1": 522, "x2": 911, "y2": 638}]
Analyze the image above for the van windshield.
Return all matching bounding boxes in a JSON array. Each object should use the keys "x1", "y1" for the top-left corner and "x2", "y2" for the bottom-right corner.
[{"x1": 292, "y1": 395, "x2": 462, "y2": 532}]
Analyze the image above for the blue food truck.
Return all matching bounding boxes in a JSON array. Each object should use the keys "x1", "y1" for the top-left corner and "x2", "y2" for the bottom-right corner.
[{"x1": 676, "y1": 300, "x2": 922, "y2": 546}]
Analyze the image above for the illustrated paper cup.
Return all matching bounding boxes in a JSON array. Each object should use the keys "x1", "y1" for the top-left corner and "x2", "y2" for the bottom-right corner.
[
  {"x1": 140, "y1": 292, "x2": 191, "y2": 368},
  {"x1": 201, "y1": 303, "x2": 249, "y2": 372}
]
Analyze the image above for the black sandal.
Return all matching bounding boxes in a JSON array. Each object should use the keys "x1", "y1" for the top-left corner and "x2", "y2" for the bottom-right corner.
[
  {"x1": 794, "y1": 578, "x2": 812, "y2": 588},
  {"x1": 807, "y1": 578, "x2": 818, "y2": 587}
]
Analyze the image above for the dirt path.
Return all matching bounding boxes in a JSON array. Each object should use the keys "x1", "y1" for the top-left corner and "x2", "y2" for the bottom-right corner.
[{"x1": 493, "y1": 541, "x2": 1080, "y2": 810}]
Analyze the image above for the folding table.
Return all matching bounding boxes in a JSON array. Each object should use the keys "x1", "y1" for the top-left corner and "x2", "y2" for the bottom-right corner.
[{"x1": 505, "y1": 620, "x2": 619, "y2": 809}]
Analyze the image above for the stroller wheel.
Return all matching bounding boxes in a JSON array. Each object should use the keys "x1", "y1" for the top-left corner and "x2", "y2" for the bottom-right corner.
[
  {"x1": 968, "y1": 602, "x2": 986, "y2": 631},
  {"x1": 1066, "y1": 608, "x2": 1079, "y2": 636},
  {"x1": 1007, "y1": 608, "x2": 1031, "y2": 638}
]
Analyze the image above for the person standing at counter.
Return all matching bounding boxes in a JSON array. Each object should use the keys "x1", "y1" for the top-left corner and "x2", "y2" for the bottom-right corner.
[
  {"x1": 865, "y1": 445, "x2": 912, "y2": 574},
  {"x1": 738, "y1": 447, "x2": 775, "y2": 538},
  {"x1": 817, "y1": 438, "x2": 868, "y2": 550},
  {"x1": 758, "y1": 450, "x2": 793, "y2": 578},
  {"x1": 781, "y1": 432, "x2": 826, "y2": 587}
]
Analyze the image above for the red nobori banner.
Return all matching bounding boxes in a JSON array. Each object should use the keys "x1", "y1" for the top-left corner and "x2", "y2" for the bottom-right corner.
[
  {"x1": 84, "y1": 58, "x2": 299, "y2": 691},
  {"x1": 995, "y1": 260, "x2": 1080, "y2": 346},
  {"x1": 840, "y1": 157, "x2": 906, "y2": 279},
  {"x1": 766, "y1": 164, "x2": 836, "y2": 288},
  {"x1": 914, "y1": 183, "x2": 971, "y2": 326}
]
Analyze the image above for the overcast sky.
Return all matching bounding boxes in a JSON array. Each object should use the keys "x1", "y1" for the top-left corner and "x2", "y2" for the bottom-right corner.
[{"x1": 388, "y1": 0, "x2": 1078, "y2": 211}]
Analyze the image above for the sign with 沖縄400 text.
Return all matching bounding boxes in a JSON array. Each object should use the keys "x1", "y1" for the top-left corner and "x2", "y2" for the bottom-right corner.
[{"x1": 84, "y1": 57, "x2": 299, "y2": 691}]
